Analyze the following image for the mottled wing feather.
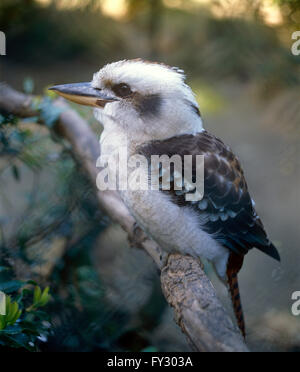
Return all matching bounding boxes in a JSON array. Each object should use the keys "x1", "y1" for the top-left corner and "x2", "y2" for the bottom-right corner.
[{"x1": 137, "y1": 131, "x2": 280, "y2": 261}]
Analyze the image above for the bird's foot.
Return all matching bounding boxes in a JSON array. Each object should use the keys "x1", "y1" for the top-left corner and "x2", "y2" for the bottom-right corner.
[{"x1": 128, "y1": 222, "x2": 147, "y2": 250}]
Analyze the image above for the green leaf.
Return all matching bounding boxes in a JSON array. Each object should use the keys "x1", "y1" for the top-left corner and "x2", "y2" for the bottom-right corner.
[
  {"x1": 5, "y1": 296, "x2": 11, "y2": 310},
  {"x1": 7, "y1": 301, "x2": 18, "y2": 323},
  {"x1": 0, "y1": 266, "x2": 10, "y2": 274},
  {"x1": 40, "y1": 287, "x2": 50, "y2": 307},
  {"x1": 0, "y1": 325, "x2": 22, "y2": 335},
  {"x1": 0, "y1": 316, "x2": 6, "y2": 330},
  {"x1": 7, "y1": 302, "x2": 21, "y2": 324},
  {"x1": 33, "y1": 286, "x2": 42, "y2": 305},
  {"x1": 3, "y1": 332, "x2": 33, "y2": 351},
  {"x1": 0, "y1": 281, "x2": 24, "y2": 294},
  {"x1": 26, "y1": 280, "x2": 38, "y2": 286},
  {"x1": 14, "y1": 310, "x2": 22, "y2": 323}
]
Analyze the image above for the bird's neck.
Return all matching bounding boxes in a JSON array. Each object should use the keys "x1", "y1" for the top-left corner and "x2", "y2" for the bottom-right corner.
[{"x1": 99, "y1": 114, "x2": 204, "y2": 157}]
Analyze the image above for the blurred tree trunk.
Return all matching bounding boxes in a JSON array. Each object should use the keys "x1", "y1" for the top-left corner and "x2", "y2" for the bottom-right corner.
[
  {"x1": 0, "y1": 0, "x2": 36, "y2": 28},
  {"x1": 126, "y1": 0, "x2": 163, "y2": 59},
  {"x1": 148, "y1": 0, "x2": 163, "y2": 59},
  {"x1": 276, "y1": 0, "x2": 300, "y2": 26}
]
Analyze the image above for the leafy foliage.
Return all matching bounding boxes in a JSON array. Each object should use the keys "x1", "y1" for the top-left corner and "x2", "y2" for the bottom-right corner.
[
  {"x1": 0, "y1": 295, "x2": 22, "y2": 330},
  {"x1": 0, "y1": 93, "x2": 162, "y2": 352},
  {"x1": 0, "y1": 278, "x2": 51, "y2": 351}
]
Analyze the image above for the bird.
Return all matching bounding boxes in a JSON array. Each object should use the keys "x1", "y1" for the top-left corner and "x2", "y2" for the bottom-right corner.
[{"x1": 50, "y1": 59, "x2": 281, "y2": 337}]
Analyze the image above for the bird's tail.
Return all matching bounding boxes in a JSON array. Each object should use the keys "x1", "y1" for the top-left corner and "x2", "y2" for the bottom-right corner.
[
  {"x1": 226, "y1": 253, "x2": 246, "y2": 338},
  {"x1": 227, "y1": 270, "x2": 246, "y2": 338}
]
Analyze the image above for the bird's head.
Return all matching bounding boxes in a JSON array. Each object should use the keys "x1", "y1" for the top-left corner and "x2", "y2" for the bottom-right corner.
[{"x1": 50, "y1": 59, "x2": 203, "y2": 142}]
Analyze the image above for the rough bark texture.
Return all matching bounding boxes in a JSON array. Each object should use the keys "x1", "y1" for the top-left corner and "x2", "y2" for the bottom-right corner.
[
  {"x1": 161, "y1": 254, "x2": 248, "y2": 352},
  {"x1": 0, "y1": 83, "x2": 249, "y2": 352}
]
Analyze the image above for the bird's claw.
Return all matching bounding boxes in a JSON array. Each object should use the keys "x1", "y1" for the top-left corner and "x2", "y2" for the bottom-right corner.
[{"x1": 128, "y1": 222, "x2": 147, "y2": 250}]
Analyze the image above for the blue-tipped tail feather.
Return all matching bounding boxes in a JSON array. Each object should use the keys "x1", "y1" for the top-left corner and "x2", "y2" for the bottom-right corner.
[{"x1": 257, "y1": 242, "x2": 281, "y2": 262}]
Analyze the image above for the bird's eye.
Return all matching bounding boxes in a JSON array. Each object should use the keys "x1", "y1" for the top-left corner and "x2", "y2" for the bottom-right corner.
[{"x1": 112, "y1": 83, "x2": 132, "y2": 98}]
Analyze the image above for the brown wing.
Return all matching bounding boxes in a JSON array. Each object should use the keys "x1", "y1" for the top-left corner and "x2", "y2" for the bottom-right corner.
[{"x1": 137, "y1": 131, "x2": 280, "y2": 261}]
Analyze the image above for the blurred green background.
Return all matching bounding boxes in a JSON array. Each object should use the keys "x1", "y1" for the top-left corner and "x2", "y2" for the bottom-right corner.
[{"x1": 0, "y1": 0, "x2": 300, "y2": 352}]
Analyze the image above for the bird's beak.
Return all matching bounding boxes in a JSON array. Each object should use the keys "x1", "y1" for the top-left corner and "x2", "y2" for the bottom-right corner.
[{"x1": 49, "y1": 82, "x2": 118, "y2": 108}]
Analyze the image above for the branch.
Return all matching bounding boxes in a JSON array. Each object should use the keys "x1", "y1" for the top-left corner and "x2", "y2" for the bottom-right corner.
[{"x1": 0, "y1": 83, "x2": 249, "y2": 352}]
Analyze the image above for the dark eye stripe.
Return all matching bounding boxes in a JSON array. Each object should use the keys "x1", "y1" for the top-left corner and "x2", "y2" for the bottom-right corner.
[{"x1": 112, "y1": 83, "x2": 132, "y2": 98}]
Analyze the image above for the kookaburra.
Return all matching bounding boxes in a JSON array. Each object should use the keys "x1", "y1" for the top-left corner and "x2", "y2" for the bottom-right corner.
[{"x1": 50, "y1": 59, "x2": 280, "y2": 337}]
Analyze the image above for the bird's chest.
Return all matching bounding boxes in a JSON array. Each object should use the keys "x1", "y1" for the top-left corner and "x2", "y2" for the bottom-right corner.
[
  {"x1": 99, "y1": 132, "x2": 178, "y2": 245},
  {"x1": 99, "y1": 130, "x2": 229, "y2": 278},
  {"x1": 100, "y1": 128, "x2": 127, "y2": 160}
]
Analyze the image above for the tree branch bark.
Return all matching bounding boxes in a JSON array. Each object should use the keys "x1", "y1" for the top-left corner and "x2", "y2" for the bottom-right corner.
[{"x1": 0, "y1": 83, "x2": 249, "y2": 352}]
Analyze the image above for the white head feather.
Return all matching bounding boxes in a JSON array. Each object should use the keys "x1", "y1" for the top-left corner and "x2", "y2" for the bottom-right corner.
[{"x1": 91, "y1": 60, "x2": 204, "y2": 145}]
